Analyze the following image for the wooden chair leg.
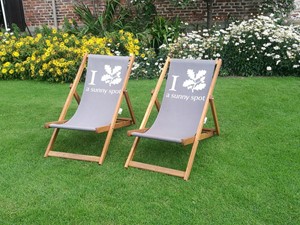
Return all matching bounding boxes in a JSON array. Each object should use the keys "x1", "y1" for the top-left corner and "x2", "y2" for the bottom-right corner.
[
  {"x1": 184, "y1": 140, "x2": 200, "y2": 180},
  {"x1": 44, "y1": 128, "x2": 60, "y2": 157},
  {"x1": 125, "y1": 137, "x2": 140, "y2": 167},
  {"x1": 123, "y1": 90, "x2": 136, "y2": 124},
  {"x1": 209, "y1": 97, "x2": 220, "y2": 135},
  {"x1": 98, "y1": 126, "x2": 115, "y2": 164}
]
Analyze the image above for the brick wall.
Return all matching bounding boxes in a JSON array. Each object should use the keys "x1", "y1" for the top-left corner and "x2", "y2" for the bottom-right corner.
[
  {"x1": 22, "y1": 0, "x2": 298, "y2": 28},
  {"x1": 291, "y1": 0, "x2": 300, "y2": 20},
  {"x1": 154, "y1": 0, "x2": 261, "y2": 23},
  {"x1": 23, "y1": 0, "x2": 106, "y2": 27}
]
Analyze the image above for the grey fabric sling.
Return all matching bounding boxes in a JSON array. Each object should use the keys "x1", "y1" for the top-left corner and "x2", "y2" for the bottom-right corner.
[
  {"x1": 132, "y1": 59, "x2": 216, "y2": 143},
  {"x1": 49, "y1": 54, "x2": 130, "y2": 131}
]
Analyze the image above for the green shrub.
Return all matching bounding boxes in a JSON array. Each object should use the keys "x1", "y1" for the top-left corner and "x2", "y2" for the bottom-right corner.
[
  {"x1": 165, "y1": 15, "x2": 300, "y2": 76},
  {"x1": 259, "y1": 0, "x2": 295, "y2": 18},
  {"x1": 0, "y1": 28, "x2": 141, "y2": 82}
]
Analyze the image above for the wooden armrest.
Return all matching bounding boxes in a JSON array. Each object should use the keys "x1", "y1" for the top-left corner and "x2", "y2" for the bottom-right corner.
[
  {"x1": 44, "y1": 120, "x2": 68, "y2": 128},
  {"x1": 127, "y1": 128, "x2": 149, "y2": 136},
  {"x1": 181, "y1": 136, "x2": 195, "y2": 146}
]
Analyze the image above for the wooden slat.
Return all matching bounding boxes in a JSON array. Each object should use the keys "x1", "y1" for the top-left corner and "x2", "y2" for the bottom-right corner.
[
  {"x1": 151, "y1": 89, "x2": 161, "y2": 111},
  {"x1": 95, "y1": 120, "x2": 132, "y2": 133},
  {"x1": 123, "y1": 90, "x2": 136, "y2": 124},
  {"x1": 127, "y1": 128, "x2": 149, "y2": 136},
  {"x1": 48, "y1": 151, "x2": 100, "y2": 162},
  {"x1": 44, "y1": 128, "x2": 60, "y2": 157},
  {"x1": 209, "y1": 97, "x2": 220, "y2": 135},
  {"x1": 44, "y1": 120, "x2": 68, "y2": 128},
  {"x1": 114, "y1": 120, "x2": 132, "y2": 129},
  {"x1": 129, "y1": 161, "x2": 185, "y2": 178},
  {"x1": 181, "y1": 136, "x2": 195, "y2": 146},
  {"x1": 202, "y1": 128, "x2": 216, "y2": 132},
  {"x1": 199, "y1": 131, "x2": 214, "y2": 140},
  {"x1": 117, "y1": 117, "x2": 133, "y2": 121},
  {"x1": 69, "y1": 83, "x2": 81, "y2": 104}
]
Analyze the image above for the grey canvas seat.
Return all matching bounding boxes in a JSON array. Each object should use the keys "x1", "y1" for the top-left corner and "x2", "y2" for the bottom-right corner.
[
  {"x1": 125, "y1": 57, "x2": 222, "y2": 180},
  {"x1": 44, "y1": 54, "x2": 135, "y2": 164}
]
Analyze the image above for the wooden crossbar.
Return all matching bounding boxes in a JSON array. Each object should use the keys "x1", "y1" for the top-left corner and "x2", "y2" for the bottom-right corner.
[
  {"x1": 48, "y1": 151, "x2": 100, "y2": 162},
  {"x1": 128, "y1": 161, "x2": 185, "y2": 178}
]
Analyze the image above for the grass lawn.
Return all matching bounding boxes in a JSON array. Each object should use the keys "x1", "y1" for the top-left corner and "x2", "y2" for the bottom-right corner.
[{"x1": 0, "y1": 77, "x2": 299, "y2": 224}]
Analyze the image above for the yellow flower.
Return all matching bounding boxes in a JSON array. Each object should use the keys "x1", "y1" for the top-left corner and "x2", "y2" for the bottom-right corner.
[
  {"x1": 16, "y1": 42, "x2": 23, "y2": 48},
  {"x1": 42, "y1": 63, "x2": 48, "y2": 70},
  {"x1": 20, "y1": 67, "x2": 25, "y2": 72},
  {"x1": 4, "y1": 62, "x2": 11, "y2": 67},
  {"x1": 52, "y1": 29, "x2": 57, "y2": 34},
  {"x1": 57, "y1": 69, "x2": 62, "y2": 75},
  {"x1": 141, "y1": 53, "x2": 145, "y2": 58},
  {"x1": 9, "y1": 69, "x2": 14, "y2": 74},
  {"x1": 12, "y1": 51, "x2": 20, "y2": 57},
  {"x1": 38, "y1": 69, "x2": 44, "y2": 76},
  {"x1": 1, "y1": 68, "x2": 7, "y2": 74}
]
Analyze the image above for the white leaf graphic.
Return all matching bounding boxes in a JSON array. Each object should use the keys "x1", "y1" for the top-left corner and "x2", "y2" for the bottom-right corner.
[
  {"x1": 183, "y1": 69, "x2": 207, "y2": 92},
  {"x1": 101, "y1": 65, "x2": 123, "y2": 86},
  {"x1": 104, "y1": 65, "x2": 112, "y2": 74},
  {"x1": 193, "y1": 83, "x2": 206, "y2": 91},
  {"x1": 183, "y1": 80, "x2": 195, "y2": 90},
  {"x1": 101, "y1": 74, "x2": 111, "y2": 82},
  {"x1": 187, "y1": 69, "x2": 195, "y2": 80},
  {"x1": 112, "y1": 66, "x2": 122, "y2": 75},
  {"x1": 110, "y1": 77, "x2": 122, "y2": 86},
  {"x1": 195, "y1": 70, "x2": 206, "y2": 80}
]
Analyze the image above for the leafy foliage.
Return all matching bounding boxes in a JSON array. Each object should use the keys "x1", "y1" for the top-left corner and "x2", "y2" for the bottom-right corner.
[
  {"x1": 0, "y1": 28, "x2": 141, "y2": 82},
  {"x1": 74, "y1": 0, "x2": 123, "y2": 36},
  {"x1": 165, "y1": 15, "x2": 300, "y2": 77},
  {"x1": 259, "y1": 0, "x2": 295, "y2": 18}
]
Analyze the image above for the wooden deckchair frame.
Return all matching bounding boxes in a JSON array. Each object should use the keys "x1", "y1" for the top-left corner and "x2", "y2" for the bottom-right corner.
[
  {"x1": 44, "y1": 54, "x2": 135, "y2": 164},
  {"x1": 125, "y1": 57, "x2": 222, "y2": 180}
]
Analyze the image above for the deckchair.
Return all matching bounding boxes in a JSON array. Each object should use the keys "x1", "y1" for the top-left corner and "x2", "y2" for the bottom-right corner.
[
  {"x1": 44, "y1": 54, "x2": 135, "y2": 164},
  {"x1": 125, "y1": 57, "x2": 222, "y2": 180}
]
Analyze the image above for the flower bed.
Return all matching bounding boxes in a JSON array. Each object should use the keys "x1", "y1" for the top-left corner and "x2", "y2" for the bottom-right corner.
[
  {"x1": 166, "y1": 15, "x2": 300, "y2": 76},
  {"x1": 0, "y1": 29, "x2": 141, "y2": 82}
]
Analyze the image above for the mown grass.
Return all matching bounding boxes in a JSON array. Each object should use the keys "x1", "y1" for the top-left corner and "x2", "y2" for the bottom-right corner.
[{"x1": 0, "y1": 77, "x2": 299, "y2": 224}]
